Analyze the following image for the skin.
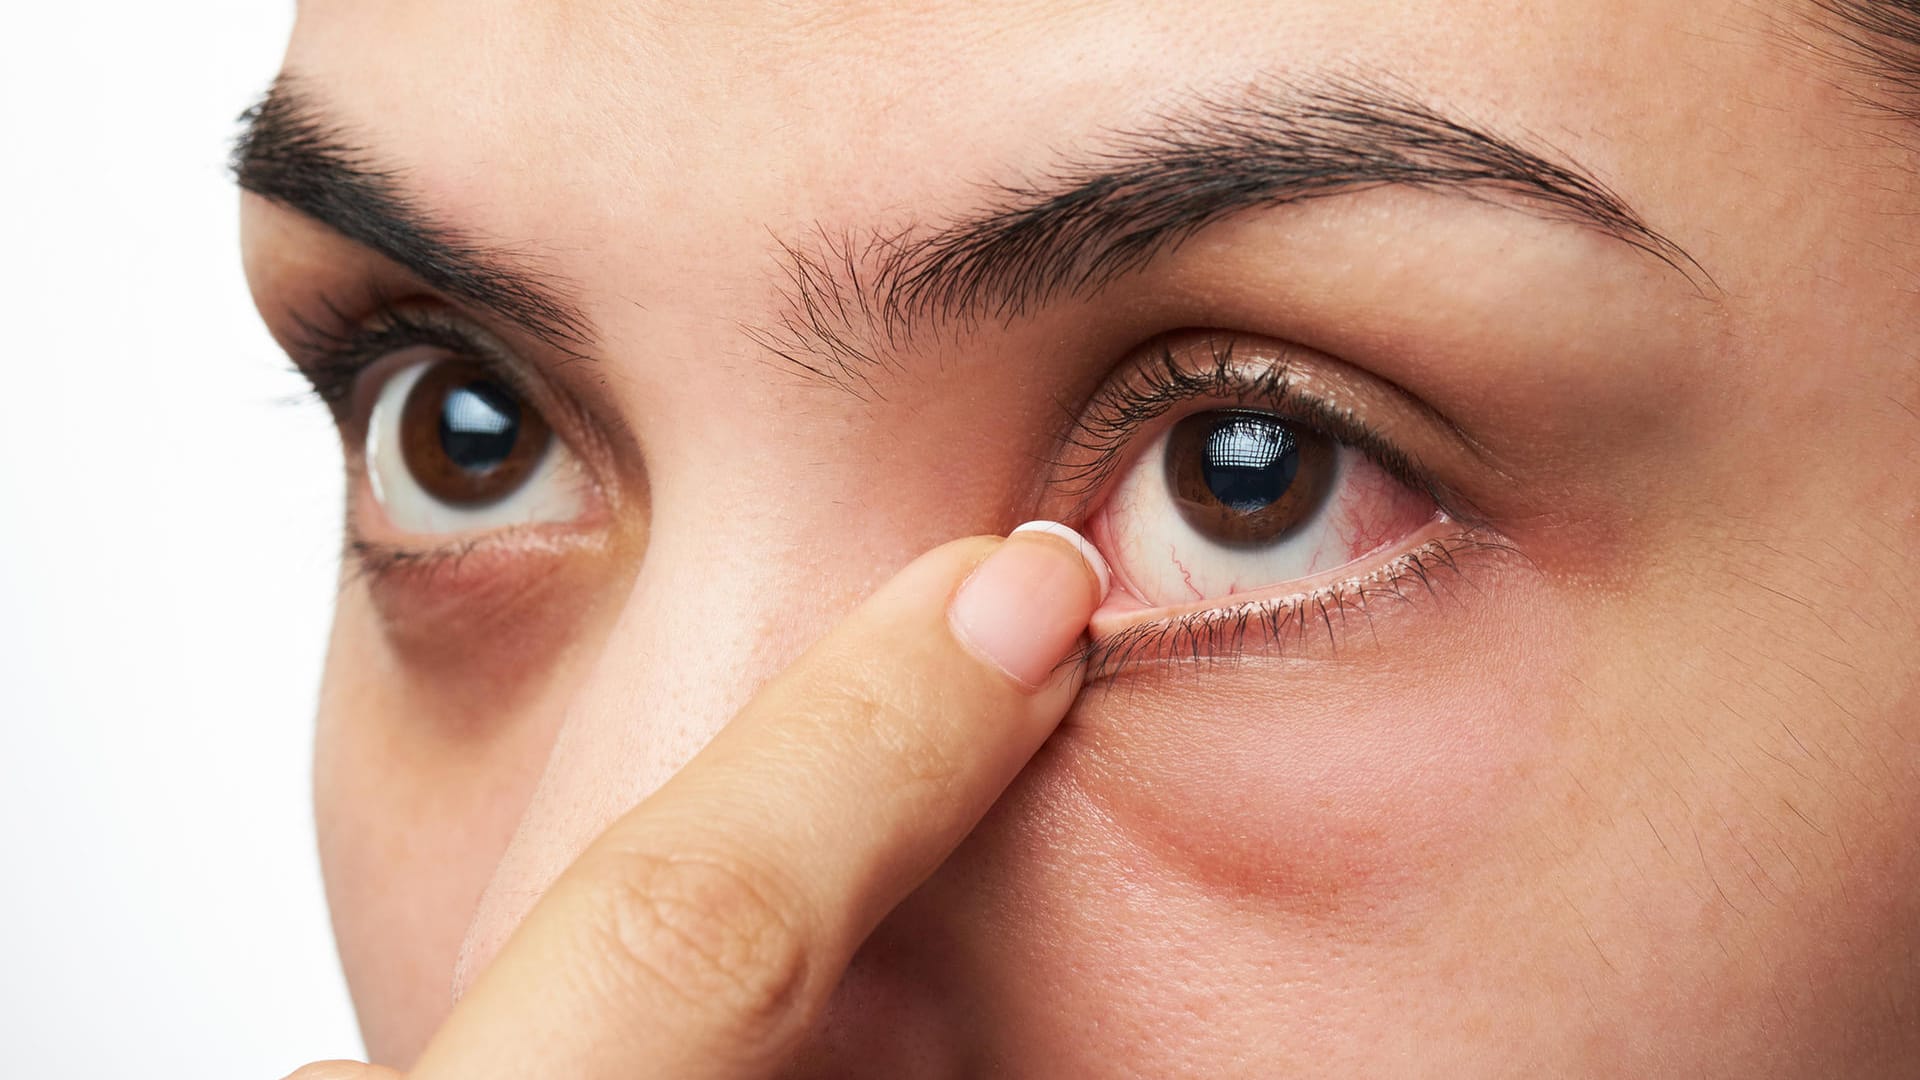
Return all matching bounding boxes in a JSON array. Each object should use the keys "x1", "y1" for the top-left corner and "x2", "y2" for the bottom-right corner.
[
  {"x1": 245, "y1": 0, "x2": 1920, "y2": 1076},
  {"x1": 290, "y1": 529, "x2": 1109, "y2": 1080}
]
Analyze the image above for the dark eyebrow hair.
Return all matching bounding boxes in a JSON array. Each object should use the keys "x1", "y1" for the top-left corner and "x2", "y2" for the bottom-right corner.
[
  {"x1": 230, "y1": 77, "x2": 594, "y2": 348},
  {"x1": 756, "y1": 78, "x2": 1706, "y2": 396}
]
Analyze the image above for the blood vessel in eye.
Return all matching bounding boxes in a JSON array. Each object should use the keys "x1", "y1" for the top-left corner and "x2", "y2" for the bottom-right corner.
[{"x1": 1333, "y1": 460, "x2": 1422, "y2": 559}]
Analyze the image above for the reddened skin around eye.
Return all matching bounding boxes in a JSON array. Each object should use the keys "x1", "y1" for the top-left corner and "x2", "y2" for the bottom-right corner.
[{"x1": 1055, "y1": 555, "x2": 1559, "y2": 919}]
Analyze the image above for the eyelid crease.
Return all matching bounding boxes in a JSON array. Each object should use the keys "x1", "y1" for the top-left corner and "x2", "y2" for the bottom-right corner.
[{"x1": 1049, "y1": 331, "x2": 1489, "y2": 528}]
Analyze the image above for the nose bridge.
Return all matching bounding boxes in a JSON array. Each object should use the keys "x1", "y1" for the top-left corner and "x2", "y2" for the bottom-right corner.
[
  {"x1": 450, "y1": 493, "x2": 892, "y2": 997},
  {"x1": 444, "y1": 218, "x2": 1007, "y2": 994}
]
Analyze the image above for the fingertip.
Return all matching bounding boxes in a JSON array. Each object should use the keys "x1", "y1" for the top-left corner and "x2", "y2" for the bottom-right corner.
[
  {"x1": 1009, "y1": 520, "x2": 1111, "y2": 604},
  {"x1": 948, "y1": 522, "x2": 1106, "y2": 689}
]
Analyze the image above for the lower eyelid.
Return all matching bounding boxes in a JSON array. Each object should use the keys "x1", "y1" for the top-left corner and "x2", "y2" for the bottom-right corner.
[
  {"x1": 1082, "y1": 520, "x2": 1491, "y2": 671},
  {"x1": 342, "y1": 529, "x2": 624, "y2": 680},
  {"x1": 344, "y1": 466, "x2": 608, "y2": 575}
]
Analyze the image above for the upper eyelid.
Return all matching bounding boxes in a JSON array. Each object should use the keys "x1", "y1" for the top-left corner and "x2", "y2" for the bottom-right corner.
[
  {"x1": 286, "y1": 300, "x2": 568, "y2": 442},
  {"x1": 273, "y1": 276, "x2": 645, "y2": 478},
  {"x1": 284, "y1": 297, "x2": 484, "y2": 408}
]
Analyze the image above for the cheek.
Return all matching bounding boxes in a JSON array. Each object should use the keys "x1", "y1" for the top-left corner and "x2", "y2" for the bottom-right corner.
[
  {"x1": 887, "y1": 576, "x2": 1573, "y2": 1073},
  {"x1": 314, "y1": 575, "x2": 616, "y2": 1066},
  {"x1": 1060, "y1": 564, "x2": 1565, "y2": 912}
]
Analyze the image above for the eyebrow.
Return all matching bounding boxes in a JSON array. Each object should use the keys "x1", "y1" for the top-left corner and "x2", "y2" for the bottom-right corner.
[
  {"x1": 232, "y1": 75, "x2": 1700, "y2": 395},
  {"x1": 757, "y1": 77, "x2": 1706, "y2": 395},
  {"x1": 230, "y1": 77, "x2": 594, "y2": 349}
]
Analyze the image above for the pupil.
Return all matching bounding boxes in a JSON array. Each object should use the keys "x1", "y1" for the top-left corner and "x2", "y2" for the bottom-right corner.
[
  {"x1": 438, "y1": 381, "x2": 521, "y2": 472},
  {"x1": 1201, "y1": 414, "x2": 1298, "y2": 513}
]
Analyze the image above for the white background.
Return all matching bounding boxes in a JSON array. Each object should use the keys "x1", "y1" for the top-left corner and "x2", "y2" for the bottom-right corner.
[{"x1": 0, "y1": 2, "x2": 368, "y2": 1074}]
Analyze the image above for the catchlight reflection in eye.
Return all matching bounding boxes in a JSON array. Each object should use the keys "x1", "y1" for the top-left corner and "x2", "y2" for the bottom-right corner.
[
  {"x1": 365, "y1": 357, "x2": 584, "y2": 535},
  {"x1": 1093, "y1": 409, "x2": 1439, "y2": 608}
]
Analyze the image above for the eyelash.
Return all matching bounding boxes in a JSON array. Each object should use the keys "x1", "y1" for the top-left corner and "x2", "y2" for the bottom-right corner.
[{"x1": 284, "y1": 297, "x2": 489, "y2": 415}]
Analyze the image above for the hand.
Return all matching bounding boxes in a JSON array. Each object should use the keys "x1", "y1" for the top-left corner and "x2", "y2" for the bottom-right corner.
[{"x1": 286, "y1": 522, "x2": 1110, "y2": 1080}]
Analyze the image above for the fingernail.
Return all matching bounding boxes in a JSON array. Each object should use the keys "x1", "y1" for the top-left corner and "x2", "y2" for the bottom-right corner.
[{"x1": 949, "y1": 521, "x2": 1112, "y2": 689}]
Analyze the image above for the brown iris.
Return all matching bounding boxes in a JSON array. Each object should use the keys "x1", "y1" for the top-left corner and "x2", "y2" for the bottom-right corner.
[
  {"x1": 1165, "y1": 410, "x2": 1335, "y2": 547},
  {"x1": 398, "y1": 360, "x2": 550, "y2": 506}
]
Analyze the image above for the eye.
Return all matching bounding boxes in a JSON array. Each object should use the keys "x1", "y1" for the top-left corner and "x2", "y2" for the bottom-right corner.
[
  {"x1": 1091, "y1": 408, "x2": 1440, "y2": 608},
  {"x1": 365, "y1": 355, "x2": 585, "y2": 535}
]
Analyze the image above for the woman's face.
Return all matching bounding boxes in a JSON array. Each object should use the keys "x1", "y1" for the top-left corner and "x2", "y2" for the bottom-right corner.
[{"x1": 240, "y1": 0, "x2": 1920, "y2": 1074}]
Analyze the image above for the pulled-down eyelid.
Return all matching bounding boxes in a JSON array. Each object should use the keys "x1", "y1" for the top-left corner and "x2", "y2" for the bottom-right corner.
[{"x1": 1074, "y1": 527, "x2": 1518, "y2": 680}]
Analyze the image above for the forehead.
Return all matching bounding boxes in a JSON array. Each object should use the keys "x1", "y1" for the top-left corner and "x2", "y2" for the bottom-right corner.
[
  {"x1": 280, "y1": 0, "x2": 1771, "y2": 233},
  {"x1": 269, "y1": 0, "x2": 1903, "y2": 382}
]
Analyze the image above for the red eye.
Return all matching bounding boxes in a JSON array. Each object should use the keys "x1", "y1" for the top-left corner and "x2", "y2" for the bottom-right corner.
[{"x1": 1090, "y1": 409, "x2": 1440, "y2": 609}]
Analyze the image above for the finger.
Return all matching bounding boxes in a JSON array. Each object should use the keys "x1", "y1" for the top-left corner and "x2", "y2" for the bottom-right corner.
[{"x1": 411, "y1": 522, "x2": 1110, "y2": 1080}]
